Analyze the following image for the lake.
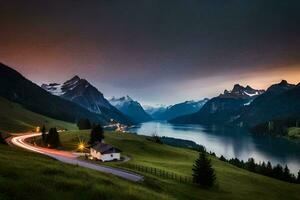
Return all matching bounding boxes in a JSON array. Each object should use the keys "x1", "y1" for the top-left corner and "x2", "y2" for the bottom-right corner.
[{"x1": 128, "y1": 121, "x2": 300, "y2": 174}]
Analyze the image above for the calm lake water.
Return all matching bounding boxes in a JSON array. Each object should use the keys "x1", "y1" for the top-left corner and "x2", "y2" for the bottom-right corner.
[{"x1": 129, "y1": 121, "x2": 300, "y2": 174}]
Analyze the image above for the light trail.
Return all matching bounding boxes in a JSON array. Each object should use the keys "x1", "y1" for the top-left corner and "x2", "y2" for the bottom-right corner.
[{"x1": 10, "y1": 133, "x2": 144, "y2": 182}]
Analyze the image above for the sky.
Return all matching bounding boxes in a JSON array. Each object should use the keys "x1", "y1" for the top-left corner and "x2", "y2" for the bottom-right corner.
[{"x1": 1, "y1": 0, "x2": 300, "y2": 106}]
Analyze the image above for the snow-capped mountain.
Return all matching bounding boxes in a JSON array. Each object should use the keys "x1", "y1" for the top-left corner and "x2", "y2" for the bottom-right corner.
[
  {"x1": 148, "y1": 99, "x2": 209, "y2": 120},
  {"x1": 170, "y1": 84, "x2": 264, "y2": 125},
  {"x1": 220, "y1": 84, "x2": 265, "y2": 99},
  {"x1": 41, "y1": 76, "x2": 132, "y2": 125},
  {"x1": 0, "y1": 63, "x2": 108, "y2": 125},
  {"x1": 144, "y1": 105, "x2": 167, "y2": 117},
  {"x1": 109, "y1": 96, "x2": 152, "y2": 123}
]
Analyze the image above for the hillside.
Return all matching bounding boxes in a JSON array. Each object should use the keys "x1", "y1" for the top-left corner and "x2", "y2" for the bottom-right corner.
[
  {"x1": 0, "y1": 63, "x2": 110, "y2": 125},
  {"x1": 57, "y1": 130, "x2": 300, "y2": 200},
  {"x1": 236, "y1": 80, "x2": 300, "y2": 128},
  {"x1": 0, "y1": 97, "x2": 75, "y2": 133}
]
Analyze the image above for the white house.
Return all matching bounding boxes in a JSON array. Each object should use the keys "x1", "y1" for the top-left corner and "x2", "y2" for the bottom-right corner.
[{"x1": 90, "y1": 143, "x2": 121, "y2": 162}]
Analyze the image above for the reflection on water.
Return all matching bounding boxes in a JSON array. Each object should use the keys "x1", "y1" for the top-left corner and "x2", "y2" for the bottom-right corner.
[{"x1": 129, "y1": 121, "x2": 300, "y2": 174}]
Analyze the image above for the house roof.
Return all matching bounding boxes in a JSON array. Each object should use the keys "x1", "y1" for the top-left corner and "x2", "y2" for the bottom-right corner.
[{"x1": 91, "y1": 143, "x2": 121, "y2": 154}]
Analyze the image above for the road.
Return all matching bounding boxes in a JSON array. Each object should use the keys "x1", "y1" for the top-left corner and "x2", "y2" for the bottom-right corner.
[{"x1": 9, "y1": 133, "x2": 144, "y2": 182}]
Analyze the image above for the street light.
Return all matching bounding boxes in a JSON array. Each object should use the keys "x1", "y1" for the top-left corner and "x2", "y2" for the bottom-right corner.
[{"x1": 77, "y1": 141, "x2": 86, "y2": 152}]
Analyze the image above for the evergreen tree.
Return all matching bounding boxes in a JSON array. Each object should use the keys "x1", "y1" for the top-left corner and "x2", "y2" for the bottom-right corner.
[
  {"x1": 272, "y1": 164, "x2": 284, "y2": 180},
  {"x1": 89, "y1": 124, "x2": 104, "y2": 145},
  {"x1": 297, "y1": 170, "x2": 300, "y2": 183},
  {"x1": 266, "y1": 161, "x2": 273, "y2": 176},
  {"x1": 219, "y1": 155, "x2": 227, "y2": 162},
  {"x1": 192, "y1": 151, "x2": 216, "y2": 187},
  {"x1": 41, "y1": 125, "x2": 46, "y2": 144},
  {"x1": 46, "y1": 128, "x2": 60, "y2": 148},
  {"x1": 283, "y1": 165, "x2": 291, "y2": 182},
  {"x1": 77, "y1": 118, "x2": 92, "y2": 130},
  {"x1": 260, "y1": 162, "x2": 268, "y2": 175},
  {"x1": 246, "y1": 158, "x2": 256, "y2": 172}
]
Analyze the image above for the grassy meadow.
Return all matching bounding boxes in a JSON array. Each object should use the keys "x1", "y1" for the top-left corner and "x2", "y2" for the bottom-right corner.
[
  {"x1": 0, "y1": 144, "x2": 173, "y2": 200},
  {"x1": 57, "y1": 130, "x2": 300, "y2": 200}
]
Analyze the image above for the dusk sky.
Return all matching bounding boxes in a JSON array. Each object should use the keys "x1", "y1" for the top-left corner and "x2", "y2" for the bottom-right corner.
[{"x1": 1, "y1": 0, "x2": 300, "y2": 106}]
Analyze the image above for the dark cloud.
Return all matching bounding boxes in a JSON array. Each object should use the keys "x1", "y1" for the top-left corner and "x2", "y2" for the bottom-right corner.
[{"x1": 0, "y1": 0, "x2": 300, "y2": 104}]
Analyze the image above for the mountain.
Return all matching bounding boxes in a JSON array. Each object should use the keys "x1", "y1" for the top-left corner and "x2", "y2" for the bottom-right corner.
[
  {"x1": 220, "y1": 84, "x2": 265, "y2": 100},
  {"x1": 0, "y1": 63, "x2": 110, "y2": 125},
  {"x1": 144, "y1": 105, "x2": 167, "y2": 119},
  {"x1": 109, "y1": 96, "x2": 152, "y2": 123},
  {"x1": 234, "y1": 80, "x2": 299, "y2": 128},
  {"x1": 42, "y1": 76, "x2": 132, "y2": 125},
  {"x1": 169, "y1": 84, "x2": 264, "y2": 124},
  {"x1": 151, "y1": 99, "x2": 209, "y2": 120}
]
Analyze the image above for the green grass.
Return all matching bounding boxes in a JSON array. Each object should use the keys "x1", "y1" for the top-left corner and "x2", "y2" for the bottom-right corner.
[
  {"x1": 58, "y1": 130, "x2": 300, "y2": 200},
  {"x1": 0, "y1": 97, "x2": 76, "y2": 133},
  {"x1": 288, "y1": 127, "x2": 300, "y2": 139},
  {"x1": 0, "y1": 144, "x2": 173, "y2": 200}
]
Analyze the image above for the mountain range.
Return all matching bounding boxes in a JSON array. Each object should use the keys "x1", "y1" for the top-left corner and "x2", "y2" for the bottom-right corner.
[
  {"x1": 109, "y1": 96, "x2": 152, "y2": 123},
  {"x1": 170, "y1": 81, "x2": 300, "y2": 132},
  {"x1": 234, "y1": 80, "x2": 300, "y2": 128},
  {"x1": 1, "y1": 62, "x2": 299, "y2": 134},
  {"x1": 146, "y1": 99, "x2": 209, "y2": 121},
  {"x1": 144, "y1": 105, "x2": 168, "y2": 119},
  {"x1": 42, "y1": 76, "x2": 132, "y2": 125},
  {"x1": 169, "y1": 84, "x2": 265, "y2": 125}
]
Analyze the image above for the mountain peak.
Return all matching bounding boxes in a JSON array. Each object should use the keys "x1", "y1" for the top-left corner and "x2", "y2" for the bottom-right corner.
[
  {"x1": 109, "y1": 96, "x2": 151, "y2": 123},
  {"x1": 279, "y1": 80, "x2": 288, "y2": 85},
  {"x1": 266, "y1": 80, "x2": 295, "y2": 93},
  {"x1": 220, "y1": 84, "x2": 264, "y2": 99},
  {"x1": 245, "y1": 85, "x2": 253, "y2": 90}
]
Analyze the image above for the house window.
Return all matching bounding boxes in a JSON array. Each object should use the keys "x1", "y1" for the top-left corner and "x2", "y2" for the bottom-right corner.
[{"x1": 111, "y1": 154, "x2": 113, "y2": 157}]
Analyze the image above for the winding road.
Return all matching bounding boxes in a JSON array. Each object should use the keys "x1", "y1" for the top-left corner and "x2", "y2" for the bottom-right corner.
[{"x1": 9, "y1": 133, "x2": 144, "y2": 182}]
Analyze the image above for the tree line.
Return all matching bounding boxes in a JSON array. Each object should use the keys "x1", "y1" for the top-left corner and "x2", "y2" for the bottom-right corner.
[
  {"x1": 41, "y1": 118, "x2": 104, "y2": 148},
  {"x1": 252, "y1": 117, "x2": 300, "y2": 136},
  {"x1": 219, "y1": 155, "x2": 300, "y2": 184}
]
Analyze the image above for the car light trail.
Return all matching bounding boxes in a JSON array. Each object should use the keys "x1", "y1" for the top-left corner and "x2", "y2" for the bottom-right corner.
[{"x1": 11, "y1": 133, "x2": 76, "y2": 158}]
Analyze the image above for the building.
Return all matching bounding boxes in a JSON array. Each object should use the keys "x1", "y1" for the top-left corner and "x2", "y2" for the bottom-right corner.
[{"x1": 90, "y1": 143, "x2": 121, "y2": 162}]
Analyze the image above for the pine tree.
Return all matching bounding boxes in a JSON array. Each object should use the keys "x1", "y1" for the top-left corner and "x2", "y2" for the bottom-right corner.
[
  {"x1": 46, "y1": 128, "x2": 60, "y2": 148},
  {"x1": 192, "y1": 151, "x2": 216, "y2": 187},
  {"x1": 266, "y1": 161, "x2": 273, "y2": 176},
  {"x1": 272, "y1": 164, "x2": 284, "y2": 180},
  {"x1": 283, "y1": 165, "x2": 291, "y2": 182},
  {"x1": 246, "y1": 158, "x2": 256, "y2": 172},
  {"x1": 89, "y1": 124, "x2": 104, "y2": 145},
  {"x1": 41, "y1": 125, "x2": 46, "y2": 144},
  {"x1": 219, "y1": 155, "x2": 227, "y2": 162},
  {"x1": 260, "y1": 162, "x2": 267, "y2": 175},
  {"x1": 297, "y1": 170, "x2": 300, "y2": 183}
]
